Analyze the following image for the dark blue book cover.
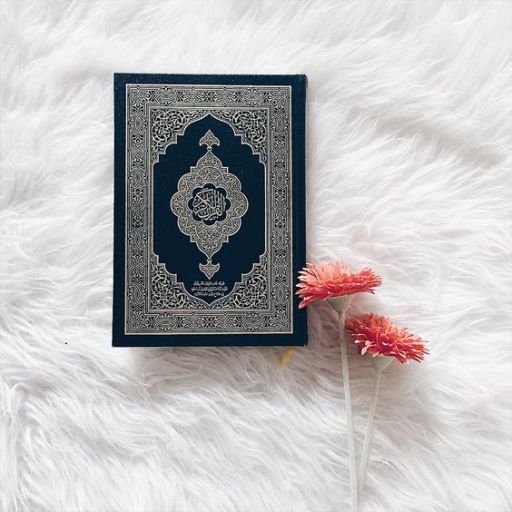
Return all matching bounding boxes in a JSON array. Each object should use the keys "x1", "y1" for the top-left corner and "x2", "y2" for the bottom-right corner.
[{"x1": 113, "y1": 74, "x2": 307, "y2": 346}]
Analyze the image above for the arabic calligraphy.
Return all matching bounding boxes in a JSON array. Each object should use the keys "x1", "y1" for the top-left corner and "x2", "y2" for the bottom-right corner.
[{"x1": 190, "y1": 184, "x2": 230, "y2": 225}]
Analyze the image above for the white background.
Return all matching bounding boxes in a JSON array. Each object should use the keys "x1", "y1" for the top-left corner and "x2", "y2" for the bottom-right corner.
[{"x1": 1, "y1": 1, "x2": 511, "y2": 511}]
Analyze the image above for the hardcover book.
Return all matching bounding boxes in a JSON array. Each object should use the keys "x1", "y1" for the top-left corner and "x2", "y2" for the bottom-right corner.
[{"x1": 113, "y1": 73, "x2": 307, "y2": 346}]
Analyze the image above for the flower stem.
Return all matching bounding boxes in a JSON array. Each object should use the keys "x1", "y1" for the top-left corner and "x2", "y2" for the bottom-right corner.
[
  {"x1": 358, "y1": 368, "x2": 383, "y2": 499},
  {"x1": 338, "y1": 310, "x2": 358, "y2": 512}
]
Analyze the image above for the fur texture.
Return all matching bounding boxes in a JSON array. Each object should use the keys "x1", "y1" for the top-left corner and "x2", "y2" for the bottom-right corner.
[{"x1": 1, "y1": 1, "x2": 511, "y2": 511}]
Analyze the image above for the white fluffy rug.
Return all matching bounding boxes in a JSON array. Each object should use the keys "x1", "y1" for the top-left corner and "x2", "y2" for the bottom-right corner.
[{"x1": 1, "y1": 1, "x2": 511, "y2": 511}]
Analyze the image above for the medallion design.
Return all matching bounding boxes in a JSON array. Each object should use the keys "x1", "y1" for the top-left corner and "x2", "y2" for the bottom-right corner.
[{"x1": 170, "y1": 130, "x2": 249, "y2": 279}]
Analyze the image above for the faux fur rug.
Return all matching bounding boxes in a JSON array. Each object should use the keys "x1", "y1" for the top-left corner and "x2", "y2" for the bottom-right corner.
[{"x1": 1, "y1": 1, "x2": 511, "y2": 511}]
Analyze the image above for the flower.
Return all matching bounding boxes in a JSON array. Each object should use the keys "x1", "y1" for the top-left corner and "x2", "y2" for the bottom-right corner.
[
  {"x1": 345, "y1": 313, "x2": 427, "y2": 363},
  {"x1": 296, "y1": 262, "x2": 382, "y2": 309}
]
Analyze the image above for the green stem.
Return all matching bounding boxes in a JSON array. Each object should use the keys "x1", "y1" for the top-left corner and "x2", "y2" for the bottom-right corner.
[
  {"x1": 358, "y1": 368, "x2": 383, "y2": 500},
  {"x1": 338, "y1": 310, "x2": 358, "y2": 512}
]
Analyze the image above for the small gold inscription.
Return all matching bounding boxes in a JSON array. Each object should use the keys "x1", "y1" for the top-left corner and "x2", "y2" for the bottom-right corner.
[{"x1": 191, "y1": 280, "x2": 229, "y2": 298}]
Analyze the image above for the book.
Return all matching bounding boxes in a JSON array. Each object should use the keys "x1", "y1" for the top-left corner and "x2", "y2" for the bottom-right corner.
[{"x1": 113, "y1": 73, "x2": 307, "y2": 346}]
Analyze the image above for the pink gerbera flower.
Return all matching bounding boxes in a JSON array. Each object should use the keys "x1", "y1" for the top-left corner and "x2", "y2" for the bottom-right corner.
[
  {"x1": 345, "y1": 313, "x2": 428, "y2": 363},
  {"x1": 296, "y1": 262, "x2": 382, "y2": 309}
]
